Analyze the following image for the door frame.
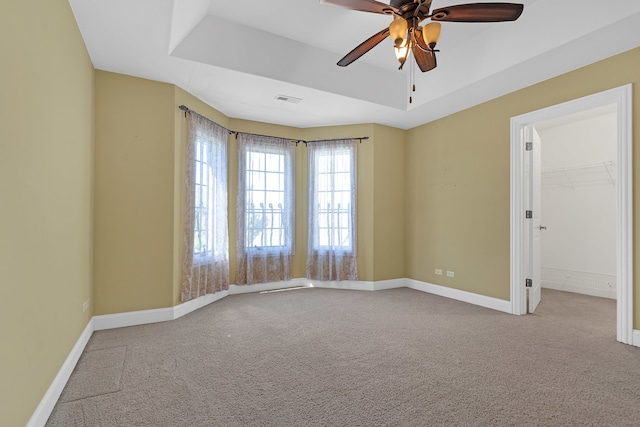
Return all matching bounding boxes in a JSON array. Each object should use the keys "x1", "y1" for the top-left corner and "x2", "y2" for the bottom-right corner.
[
  {"x1": 524, "y1": 125, "x2": 542, "y2": 314},
  {"x1": 509, "y1": 84, "x2": 633, "y2": 345}
]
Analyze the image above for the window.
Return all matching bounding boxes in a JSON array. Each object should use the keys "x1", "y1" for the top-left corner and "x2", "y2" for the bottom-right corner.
[
  {"x1": 309, "y1": 142, "x2": 356, "y2": 253},
  {"x1": 182, "y1": 113, "x2": 229, "y2": 302},
  {"x1": 238, "y1": 137, "x2": 294, "y2": 254},
  {"x1": 193, "y1": 135, "x2": 218, "y2": 258},
  {"x1": 245, "y1": 148, "x2": 288, "y2": 249},
  {"x1": 305, "y1": 139, "x2": 357, "y2": 281}
]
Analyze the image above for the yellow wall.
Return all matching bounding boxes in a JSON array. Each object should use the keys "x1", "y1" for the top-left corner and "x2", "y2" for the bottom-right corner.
[
  {"x1": 0, "y1": 0, "x2": 95, "y2": 425},
  {"x1": 97, "y1": 77, "x2": 342, "y2": 313},
  {"x1": 302, "y1": 123, "x2": 407, "y2": 282},
  {"x1": 302, "y1": 124, "x2": 377, "y2": 281},
  {"x1": 97, "y1": 78, "x2": 391, "y2": 310},
  {"x1": 5, "y1": 7, "x2": 639, "y2": 421},
  {"x1": 406, "y1": 47, "x2": 640, "y2": 322},
  {"x1": 94, "y1": 72, "x2": 175, "y2": 314},
  {"x1": 372, "y1": 124, "x2": 406, "y2": 281},
  {"x1": 405, "y1": 106, "x2": 511, "y2": 299}
]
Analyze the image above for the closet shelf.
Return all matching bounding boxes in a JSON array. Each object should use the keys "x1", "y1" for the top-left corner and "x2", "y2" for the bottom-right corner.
[{"x1": 542, "y1": 161, "x2": 616, "y2": 189}]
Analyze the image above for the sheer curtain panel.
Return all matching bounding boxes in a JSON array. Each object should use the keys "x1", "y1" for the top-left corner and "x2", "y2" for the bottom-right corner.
[
  {"x1": 236, "y1": 134, "x2": 295, "y2": 285},
  {"x1": 181, "y1": 113, "x2": 229, "y2": 301},
  {"x1": 306, "y1": 139, "x2": 358, "y2": 281}
]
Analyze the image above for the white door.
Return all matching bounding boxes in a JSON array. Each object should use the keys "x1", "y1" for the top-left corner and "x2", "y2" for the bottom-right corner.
[
  {"x1": 510, "y1": 85, "x2": 632, "y2": 342},
  {"x1": 525, "y1": 125, "x2": 542, "y2": 313}
]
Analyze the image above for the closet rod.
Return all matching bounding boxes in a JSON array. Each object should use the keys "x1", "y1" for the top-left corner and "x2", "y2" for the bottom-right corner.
[{"x1": 542, "y1": 161, "x2": 616, "y2": 174}]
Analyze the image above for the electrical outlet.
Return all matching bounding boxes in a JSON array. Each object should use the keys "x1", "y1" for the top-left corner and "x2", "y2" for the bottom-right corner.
[
  {"x1": 83, "y1": 299, "x2": 89, "y2": 313},
  {"x1": 435, "y1": 269, "x2": 442, "y2": 275},
  {"x1": 446, "y1": 271, "x2": 455, "y2": 278}
]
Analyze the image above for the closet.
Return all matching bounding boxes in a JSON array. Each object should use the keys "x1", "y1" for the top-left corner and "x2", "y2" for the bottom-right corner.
[{"x1": 537, "y1": 108, "x2": 617, "y2": 299}]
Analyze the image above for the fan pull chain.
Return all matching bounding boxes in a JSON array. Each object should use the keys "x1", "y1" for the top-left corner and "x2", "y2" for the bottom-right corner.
[
  {"x1": 409, "y1": 54, "x2": 416, "y2": 104},
  {"x1": 409, "y1": 52, "x2": 415, "y2": 104}
]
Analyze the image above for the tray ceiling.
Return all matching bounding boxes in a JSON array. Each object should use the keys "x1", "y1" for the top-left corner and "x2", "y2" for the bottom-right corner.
[{"x1": 69, "y1": 0, "x2": 640, "y2": 129}]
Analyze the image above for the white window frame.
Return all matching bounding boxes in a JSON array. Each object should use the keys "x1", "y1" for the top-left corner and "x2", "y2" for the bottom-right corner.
[
  {"x1": 309, "y1": 144, "x2": 356, "y2": 254},
  {"x1": 240, "y1": 143, "x2": 294, "y2": 255},
  {"x1": 192, "y1": 130, "x2": 226, "y2": 263}
]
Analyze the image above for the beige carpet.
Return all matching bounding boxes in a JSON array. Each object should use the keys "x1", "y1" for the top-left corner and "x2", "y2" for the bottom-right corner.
[{"x1": 46, "y1": 288, "x2": 640, "y2": 426}]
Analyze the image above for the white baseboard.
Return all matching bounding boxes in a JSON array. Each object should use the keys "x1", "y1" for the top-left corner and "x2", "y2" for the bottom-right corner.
[
  {"x1": 27, "y1": 319, "x2": 94, "y2": 427},
  {"x1": 92, "y1": 278, "x2": 312, "y2": 332},
  {"x1": 58, "y1": 279, "x2": 511, "y2": 337},
  {"x1": 173, "y1": 290, "x2": 229, "y2": 319},
  {"x1": 405, "y1": 279, "x2": 512, "y2": 314},
  {"x1": 542, "y1": 282, "x2": 616, "y2": 300},
  {"x1": 229, "y1": 278, "x2": 309, "y2": 295},
  {"x1": 309, "y1": 280, "x2": 375, "y2": 291},
  {"x1": 373, "y1": 278, "x2": 406, "y2": 291},
  {"x1": 633, "y1": 330, "x2": 640, "y2": 347},
  {"x1": 93, "y1": 306, "x2": 174, "y2": 331},
  {"x1": 306, "y1": 279, "x2": 405, "y2": 291},
  {"x1": 29, "y1": 276, "x2": 590, "y2": 426}
]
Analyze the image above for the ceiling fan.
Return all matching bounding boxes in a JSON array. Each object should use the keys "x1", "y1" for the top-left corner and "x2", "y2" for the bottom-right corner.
[{"x1": 320, "y1": 0, "x2": 524, "y2": 74}]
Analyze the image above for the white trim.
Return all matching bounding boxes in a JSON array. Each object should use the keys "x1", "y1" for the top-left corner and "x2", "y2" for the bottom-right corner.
[
  {"x1": 406, "y1": 279, "x2": 512, "y2": 314},
  {"x1": 309, "y1": 280, "x2": 375, "y2": 291},
  {"x1": 26, "y1": 319, "x2": 95, "y2": 427},
  {"x1": 229, "y1": 278, "x2": 309, "y2": 295},
  {"x1": 93, "y1": 306, "x2": 174, "y2": 331},
  {"x1": 510, "y1": 84, "x2": 634, "y2": 344},
  {"x1": 633, "y1": 330, "x2": 640, "y2": 347},
  {"x1": 541, "y1": 282, "x2": 616, "y2": 300},
  {"x1": 372, "y1": 278, "x2": 406, "y2": 291},
  {"x1": 173, "y1": 290, "x2": 229, "y2": 319},
  {"x1": 93, "y1": 279, "x2": 313, "y2": 331},
  {"x1": 616, "y1": 85, "x2": 634, "y2": 345},
  {"x1": 32, "y1": 275, "x2": 631, "y2": 425},
  {"x1": 306, "y1": 279, "x2": 405, "y2": 291},
  {"x1": 510, "y1": 115, "x2": 527, "y2": 315}
]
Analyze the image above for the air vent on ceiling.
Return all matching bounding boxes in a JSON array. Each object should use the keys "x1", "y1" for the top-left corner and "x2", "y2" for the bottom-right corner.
[{"x1": 275, "y1": 94, "x2": 302, "y2": 104}]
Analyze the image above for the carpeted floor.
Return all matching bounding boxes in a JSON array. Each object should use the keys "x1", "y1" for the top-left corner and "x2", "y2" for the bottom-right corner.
[{"x1": 46, "y1": 288, "x2": 640, "y2": 426}]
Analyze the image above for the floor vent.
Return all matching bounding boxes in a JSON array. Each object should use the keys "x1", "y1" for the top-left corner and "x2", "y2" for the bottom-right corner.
[
  {"x1": 275, "y1": 94, "x2": 302, "y2": 104},
  {"x1": 260, "y1": 286, "x2": 308, "y2": 294}
]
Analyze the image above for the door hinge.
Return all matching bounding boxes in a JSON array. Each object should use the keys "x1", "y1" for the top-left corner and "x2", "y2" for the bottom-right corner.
[
  {"x1": 526, "y1": 210, "x2": 533, "y2": 219},
  {"x1": 526, "y1": 142, "x2": 533, "y2": 151},
  {"x1": 525, "y1": 278, "x2": 532, "y2": 288}
]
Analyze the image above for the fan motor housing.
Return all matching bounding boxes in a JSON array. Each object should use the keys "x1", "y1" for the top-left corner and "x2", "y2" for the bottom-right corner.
[
  {"x1": 391, "y1": 0, "x2": 430, "y2": 20},
  {"x1": 390, "y1": 0, "x2": 419, "y2": 7}
]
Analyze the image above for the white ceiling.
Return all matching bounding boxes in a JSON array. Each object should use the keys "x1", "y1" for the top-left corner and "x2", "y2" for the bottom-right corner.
[{"x1": 68, "y1": 0, "x2": 640, "y2": 130}]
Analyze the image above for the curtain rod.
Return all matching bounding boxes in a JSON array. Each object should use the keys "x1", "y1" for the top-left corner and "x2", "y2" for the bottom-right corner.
[{"x1": 178, "y1": 105, "x2": 369, "y2": 145}]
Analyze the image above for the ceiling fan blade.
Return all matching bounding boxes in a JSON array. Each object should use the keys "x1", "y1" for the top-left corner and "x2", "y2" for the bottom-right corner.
[
  {"x1": 320, "y1": 0, "x2": 398, "y2": 15},
  {"x1": 413, "y1": 28, "x2": 437, "y2": 72},
  {"x1": 430, "y1": 3, "x2": 524, "y2": 22},
  {"x1": 413, "y1": 47, "x2": 437, "y2": 72},
  {"x1": 337, "y1": 27, "x2": 390, "y2": 67}
]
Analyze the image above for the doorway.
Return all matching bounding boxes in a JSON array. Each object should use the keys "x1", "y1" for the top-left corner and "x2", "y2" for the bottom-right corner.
[
  {"x1": 536, "y1": 107, "x2": 617, "y2": 300},
  {"x1": 509, "y1": 85, "x2": 633, "y2": 345}
]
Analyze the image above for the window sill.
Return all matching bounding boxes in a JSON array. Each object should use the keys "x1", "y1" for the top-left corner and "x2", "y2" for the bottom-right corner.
[
  {"x1": 310, "y1": 249, "x2": 354, "y2": 256},
  {"x1": 192, "y1": 254, "x2": 225, "y2": 265},
  {"x1": 244, "y1": 247, "x2": 292, "y2": 257}
]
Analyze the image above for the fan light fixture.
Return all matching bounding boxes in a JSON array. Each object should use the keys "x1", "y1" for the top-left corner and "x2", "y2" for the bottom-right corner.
[
  {"x1": 320, "y1": 0, "x2": 524, "y2": 104},
  {"x1": 389, "y1": 19, "x2": 441, "y2": 69},
  {"x1": 389, "y1": 17, "x2": 408, "y2": 48},
  {"x1": 394, "y1": 43, "x2": 408, "y2": 60},
  {"x1": 423, "y1": 22, "x2": 441, "y2": 48}
]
